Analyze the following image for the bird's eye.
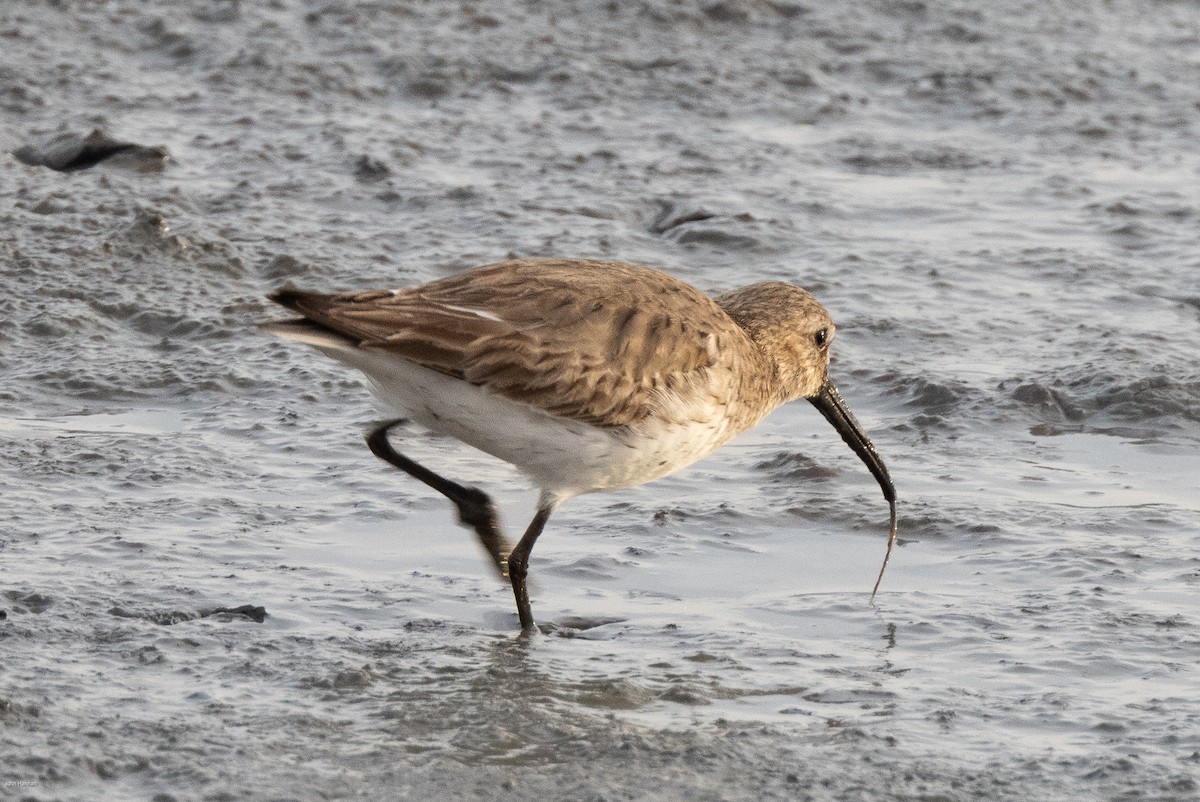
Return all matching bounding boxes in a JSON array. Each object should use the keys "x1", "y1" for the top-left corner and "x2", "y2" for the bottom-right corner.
[{"x1": 814, "y1": 328, "x2": 828, "y2": 348}]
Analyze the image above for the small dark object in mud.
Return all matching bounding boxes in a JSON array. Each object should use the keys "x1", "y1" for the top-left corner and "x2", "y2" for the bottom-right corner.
[
  {"x1": 0, "y1": 609, "x2": 7, "y2": 620},
  {"x1": 354, "y1": 154, "x2": 391, "y2": 182},
  {"x1": 202, "y1": 604, "x2": 268, "y2": 623},
  {"x1": 650, "y1": 202, "x2": 716, "y2": 235},
  {"x1": 14, "y1": 128, "x2": 169, "y2": 173}
]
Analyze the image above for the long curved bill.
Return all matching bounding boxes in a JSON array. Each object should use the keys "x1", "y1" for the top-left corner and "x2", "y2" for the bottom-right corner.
[{"x1": 808, "y1": 379, "x2": 897, "y2": 599}]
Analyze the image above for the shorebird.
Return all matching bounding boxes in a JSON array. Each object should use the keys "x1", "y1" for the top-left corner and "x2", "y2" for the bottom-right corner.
[{"x1": 263, "y1": 258, "x2": 896, "y2": 630}]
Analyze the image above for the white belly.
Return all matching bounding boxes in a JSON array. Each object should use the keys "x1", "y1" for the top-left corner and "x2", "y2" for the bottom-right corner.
[{"x1": 317, "y1": 346, "x2": 734, "y2": 500}]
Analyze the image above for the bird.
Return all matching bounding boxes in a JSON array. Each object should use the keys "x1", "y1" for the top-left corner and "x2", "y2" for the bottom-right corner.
[{"x1": 262, "y1": 258, "x2": 897, "y2": 630}]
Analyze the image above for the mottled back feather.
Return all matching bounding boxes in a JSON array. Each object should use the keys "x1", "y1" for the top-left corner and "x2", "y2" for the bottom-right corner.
[{"x1": 269, "y1": 259, "x2": 771, "y2": 427}]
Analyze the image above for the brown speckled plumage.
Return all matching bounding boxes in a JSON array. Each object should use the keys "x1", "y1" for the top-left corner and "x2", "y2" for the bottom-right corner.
[{"x1": 269, "y1": 258, "x2": 833, "y2": 434}]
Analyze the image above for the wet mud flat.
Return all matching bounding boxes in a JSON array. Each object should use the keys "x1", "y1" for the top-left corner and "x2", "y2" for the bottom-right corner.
[{"x1": 3, "y1": 1, "x2": 1200, "y2": 800}]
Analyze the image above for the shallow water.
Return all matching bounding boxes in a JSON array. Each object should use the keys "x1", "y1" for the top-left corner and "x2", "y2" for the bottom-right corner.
[{"x1": 3, "y1": 1, "x2": 1199, "y2": 800}]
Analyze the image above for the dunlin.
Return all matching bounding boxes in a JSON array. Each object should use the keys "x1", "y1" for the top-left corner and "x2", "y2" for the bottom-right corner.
[{"x1": 264, "y1": 258, "x2": 896, "y2": 630}]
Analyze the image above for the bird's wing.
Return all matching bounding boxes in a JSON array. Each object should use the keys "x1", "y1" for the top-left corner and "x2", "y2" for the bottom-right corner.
[{"x1": 269, "y1": 259, "x2": 746, "y2": 426}]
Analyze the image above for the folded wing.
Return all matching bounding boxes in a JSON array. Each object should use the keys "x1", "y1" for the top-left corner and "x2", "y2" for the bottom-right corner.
[{"x1": 268, "y1": 259, "x2": 743, "y2": 427}]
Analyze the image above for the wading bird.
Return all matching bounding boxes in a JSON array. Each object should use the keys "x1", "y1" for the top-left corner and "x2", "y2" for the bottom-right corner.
[{"x1": 264, "y1": 258, "x2": 896, "y2": 630}]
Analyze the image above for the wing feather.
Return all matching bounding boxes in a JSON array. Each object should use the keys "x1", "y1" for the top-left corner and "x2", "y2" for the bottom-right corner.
[{"x1": 269, "y1": 259, "x2": 752, "y2": 426}]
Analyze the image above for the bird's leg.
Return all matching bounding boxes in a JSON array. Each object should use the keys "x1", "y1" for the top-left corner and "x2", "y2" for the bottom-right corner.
[
  {"x1": 507, "y1": 494, "x2": 559, "y2": 631},
  {"x1": 366, "y1": 419, "x2": 512, "y2": 578}
]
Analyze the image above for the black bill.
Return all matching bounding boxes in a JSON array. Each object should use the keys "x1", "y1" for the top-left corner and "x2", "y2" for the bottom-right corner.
[{"x1": 809, "y1": 379, "x2": 898, "y2": 598}]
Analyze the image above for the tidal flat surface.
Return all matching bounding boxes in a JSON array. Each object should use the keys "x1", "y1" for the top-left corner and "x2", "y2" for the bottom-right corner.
[{"x1": 2, "y1": 1, "x2": 1199, "y2": 800}]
